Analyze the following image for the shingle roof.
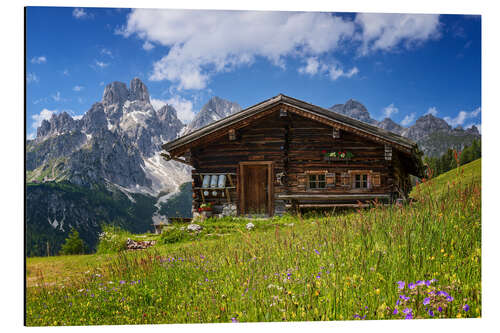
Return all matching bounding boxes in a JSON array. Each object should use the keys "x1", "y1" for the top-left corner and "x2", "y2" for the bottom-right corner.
[{"x1": 163, "y1": 94, "x2": 418, "y2": 154}]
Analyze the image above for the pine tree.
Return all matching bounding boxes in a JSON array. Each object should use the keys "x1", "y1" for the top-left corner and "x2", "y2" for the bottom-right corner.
[{"x1": 60, "y1": 228, "x2": 85, "y2": 255}]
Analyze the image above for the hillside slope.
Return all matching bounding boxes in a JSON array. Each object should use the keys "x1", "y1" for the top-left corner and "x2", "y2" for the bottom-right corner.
[{"x1": 27, "y1": 159, "x2": 481, "y2": 324}]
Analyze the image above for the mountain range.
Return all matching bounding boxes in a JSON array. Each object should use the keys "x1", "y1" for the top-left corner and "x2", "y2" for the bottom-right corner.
[{"x1": 25, "y1": 78, "x2": 480, "y2": 256}]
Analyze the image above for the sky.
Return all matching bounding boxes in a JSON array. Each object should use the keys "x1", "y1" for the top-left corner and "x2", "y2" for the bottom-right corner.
[{"x1": 25, "y1": 7, "x2": 481, "y2": 139}]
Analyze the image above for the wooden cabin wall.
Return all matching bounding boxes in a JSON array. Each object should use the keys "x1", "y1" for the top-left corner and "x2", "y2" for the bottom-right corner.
[
  {"x1": 188, "y1": 109, "x2": 400, "y2": 215},
  {"x1": 286, "y1": 113, "x2": 393, "y2": 198},
  {"x1": 189, "y1": 111, "x2": 288, "y2": 213}
]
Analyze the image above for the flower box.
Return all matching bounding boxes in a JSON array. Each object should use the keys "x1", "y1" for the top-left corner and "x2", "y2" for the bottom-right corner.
[{"x1": 322, "y1": 151, "x2": 354, "y2": 161}]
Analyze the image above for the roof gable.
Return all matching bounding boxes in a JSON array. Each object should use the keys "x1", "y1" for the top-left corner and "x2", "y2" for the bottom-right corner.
[{"x1": 163, "y1": 94, "x2": 418, "y2": 157}]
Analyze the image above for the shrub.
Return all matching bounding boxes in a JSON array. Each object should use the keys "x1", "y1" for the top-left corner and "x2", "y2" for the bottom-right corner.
[
  {"x1": 96, "y1": 225, "x2": 130, "y2": 254},
  {"x1": 158, "y1": 228, "x2": 192, "y2": 244},
  {"x1": 60, "y1": 228, "x2": 85, "y2": 255}
]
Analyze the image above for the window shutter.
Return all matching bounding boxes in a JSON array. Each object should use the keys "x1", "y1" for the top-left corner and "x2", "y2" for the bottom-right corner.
[
  {"x1": 297, "y1": 174, "x2": 307, "y2": 190},
  {"x1": 372, "y1": 173, "x2": 381, "y2": 187},
  {"x1": 326, "y1": 173, "x2": 335, "y2": 188},
  {"x1": 341, "y1": 172, "x2": 350, "y2": 188}
]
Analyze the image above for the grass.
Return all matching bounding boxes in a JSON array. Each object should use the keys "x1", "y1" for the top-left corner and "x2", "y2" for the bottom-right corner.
[{"x1": 25, "y1": 159, "x2": 481, "y2": 325}]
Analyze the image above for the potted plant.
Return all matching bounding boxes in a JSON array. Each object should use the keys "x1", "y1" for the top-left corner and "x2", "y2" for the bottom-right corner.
[{"x1": 198, "y1": 203, "x2": 213, "y2": 218}]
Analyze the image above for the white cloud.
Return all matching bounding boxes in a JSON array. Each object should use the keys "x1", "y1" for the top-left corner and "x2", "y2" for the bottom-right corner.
[
  {"x1": 93, "y1": 60, "x2": 109, "y2": 69},
  {"x1": 426, "y1": 106, "x2": 438, "y2": 116},
  {"x1": 151, "y1": 96, "x2": 195, "y2": 123},
  {"x1": 73, "y1": 8, "x2": 92, "y2": 20},
  {"x1": 27, "y1": 132, "x2": 36, "y2": 140},
  {"x1": 383, "y1": 103, "x2": 399, "y2": 118},
  {"x1": 27, "y1": 72, "x2": 39, "y2": 84},
  {"x1": 62, "y1": 69, "x2": 69, "y2": 76},
  {"x1": 119, "y1": 10, "x2": 356, "y2": 90},
  {"x1": 101, "y1": 48, "x2": 113, "y2": 57},
  {"x1": 30, "y1": 56, "x2": 47, "y2": 64},
  {"x1": 51, "y1": 91, "x2": 61, "y2": 102},
  {"x1": 150, "y1": 98, "x2": 167, "y2": 111},
  {"x1": 142, "y1": 41, "x2": 155, "y2": 51},
  {"x1": 99, "y1": 81, "x2": 105, "y2": 86},
  {"x1": 444, "y1": 107, "x2": 481, "y2": 127},
  {"x1": 298, "y1": 57, "x2": 321, "y2": 75},
  {"x1": 31, "y1": 108, "x2": 57, "y2": 129},
  {"x1": 355, "y1": 13, "x2": 440, "y2": 55},
  {"x1": 167, "y1": 96, "x2": 195, "y2": 123},
  {"x1": 73, "y1": 85, "x2": 84, "y2": 92},
  {"x1": 401, "y1": 112, "x2": 416, "y2": 126},
  {"x1": 298, "y1": 57, "x2": 359, "y2": 81},
  {"x1": 465, "y1": 123, "x2": 481, "y2": 134}
]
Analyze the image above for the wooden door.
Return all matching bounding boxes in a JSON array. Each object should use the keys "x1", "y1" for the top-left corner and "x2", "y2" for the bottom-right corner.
[{"x1": 240, "y1": 162, "x2": 273, "y2": 216}]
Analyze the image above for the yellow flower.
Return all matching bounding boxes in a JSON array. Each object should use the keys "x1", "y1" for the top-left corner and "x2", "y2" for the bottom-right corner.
[
  {"x1": 457, "y1": 313, "x2": 462, "y2": 318},
  {"x1": 441, "y1": 249, "x2": 445, "y2": 253},
  {"x1": 375, "y1": 289, "x2": 380, "y2": 295}
]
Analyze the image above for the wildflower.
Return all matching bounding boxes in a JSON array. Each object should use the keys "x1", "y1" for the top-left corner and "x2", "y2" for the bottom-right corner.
[
  {"x1": 393, "y1": 308, "x2": 398, "y2": 315},
  {"x1": 438, "y1": 306, "x2": 443, "y2": 312},
  {"x1": 405, "y1": 313, "x2": 413, "y2": 319},
  {"x1": 231, "y1": 317, "x2": 239, "y2": 323},
  {"x1": 119, "y1": 280, "x2": 126, "y2": 285},
  {"x1": 423, "y1": 297, "x2": 431, "y2": 306},
  {"x1": 446, "y1": 296, "x2": 454, "y2": 302},
  {"x1": 397, "y1": 281, "x2": 405, "y2": 289},
  {"x1": 399, "y1": 294, "x2": 410, "y2": 301},
  {"x1": 416, "y1": 280, "x2": 425, "y2": 286},
  {"x1": 314, "y1": 249, "x2": 320, "y2": 255},
  {"x1": 463, "y1": 304, "x2": 470, "y2": 312},
  {"x1": 408, "y1": 282, "x2": 416, "y2": 290},
  {"x1": 403, "y1": 308, "x2": 412, "y2": 315},
  {"x1": 428, "y1": 309, "x2": 434, "y2": 317}
]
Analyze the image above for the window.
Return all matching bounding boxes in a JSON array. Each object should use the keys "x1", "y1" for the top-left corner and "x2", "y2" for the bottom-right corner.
[
  {"x1": 308, "y1": 174, "x2": 326, "y2": 189},
  {"x1": 354, "y1": 174, "x2": 368, "y2": 189}
]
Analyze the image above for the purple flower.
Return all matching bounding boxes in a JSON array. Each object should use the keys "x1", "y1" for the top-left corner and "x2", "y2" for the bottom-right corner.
[
  {"x1": 438, "y1": 306, "x2": 443, "y2": 312},
  {"x1": 446, "y1": 296, "x2": 454, "y2": 302},
  {"x1": 399, "y1": 294, "x2": 410, "y2": 301},
  {"x1": 119, "y1": 280, "x2": 126, "y2": 285},
  {"x1": 437, "y1": 291, "x2": 449, "y2": 297},
  {"x1": 353, "y1": 314, "x2": 361, "y2": 319},
  {"x1": 231, "y1": 317, "x2": 239, "y2": 323},
  {"x1": 423, "y1": 297, "x2": 431, "y2": 305},
  {"x1": 428, "y1": 309, "x2": 434, "y2": 317},
  {"x1": 416, "y1": 280, "x2": 425, "y2": 286},
  {"x1": 403, "y1": 308, "x2": 412, "y2": 315},
  {"x1": 405, "y1": 313, "x2": 413, "y2": 319},
  {"x1": 397, "y1": 281, "x2": 405, "y2": 289},
  {"x1": 463, "y1": 304, "x2": 470, "y2": 312},
  {"x1": 393, "y1": 308, "x2": 398, "y2": 315},
  {"x1": 425, "y1": 280, "x2": 432, "y2": 286},
  {"x1": 314, "y1": 249, "x2": 320, "y2": 255},
  {"x1": 408, "y1": 282, "x2": 416, "y2": 289}
]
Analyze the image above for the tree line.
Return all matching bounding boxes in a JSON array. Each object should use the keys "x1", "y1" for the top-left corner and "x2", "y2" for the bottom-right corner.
[{"x1": 423, "y1": 139, "x2": 481, "y2": 178}]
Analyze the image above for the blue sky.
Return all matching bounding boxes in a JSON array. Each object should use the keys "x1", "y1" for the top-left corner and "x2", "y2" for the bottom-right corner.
[{"x1": 26, "y1": 7, "x2": 481, "y2": 139}]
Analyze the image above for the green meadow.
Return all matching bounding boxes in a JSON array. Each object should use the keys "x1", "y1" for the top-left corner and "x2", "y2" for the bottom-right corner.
[{"x1": 25, "y1": 159, "x2": 481, "y2": 325}]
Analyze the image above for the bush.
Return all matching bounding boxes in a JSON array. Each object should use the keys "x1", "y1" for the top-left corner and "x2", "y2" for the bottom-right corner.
[
  {"x1": 158, "y1": 228, "x2": 192, "y2": 244},
  {"x1": 60, "y1": 228, "x2": 85, "y2": 255},
  {"x1": 96, "y1": 225, "x2": 130, "y2": 254}
]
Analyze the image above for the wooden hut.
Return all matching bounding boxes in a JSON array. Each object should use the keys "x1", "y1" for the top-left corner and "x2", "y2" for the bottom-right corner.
[{"x1": 162, "y1": 94, "x2": 424, "y2": 217}]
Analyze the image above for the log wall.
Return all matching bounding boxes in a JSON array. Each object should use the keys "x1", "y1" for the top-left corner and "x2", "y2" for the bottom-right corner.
[{"x1": 188, "y1": 109, "x2": 405, "y2": 215}]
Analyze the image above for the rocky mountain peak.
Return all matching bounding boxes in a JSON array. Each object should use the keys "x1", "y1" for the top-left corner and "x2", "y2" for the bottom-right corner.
[
  {"x1": 129, "y1": 77, "x2": 150, "y2": 103},
  {"x1": 36, "y1": 111, "x2": 78, "y2": 139},
  {"x1": 186, "y1": 96, "x2": 242, "y2": 133},
  {"x1": 378, "y1": 117, "x2": 405, "y2": 135},
  {"x1": 102, "y1": 81, "x2": 129, "y2": 106},
  {"x1": 329, "y1": 99, "x2": 377, "y2": 125}
]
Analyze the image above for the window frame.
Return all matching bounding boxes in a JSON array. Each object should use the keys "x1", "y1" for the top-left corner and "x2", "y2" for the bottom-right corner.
[{"x1": 305, "y1": 171, "x2": 328, "y2": 190}]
